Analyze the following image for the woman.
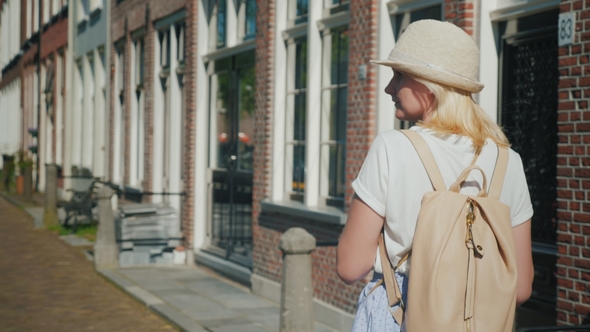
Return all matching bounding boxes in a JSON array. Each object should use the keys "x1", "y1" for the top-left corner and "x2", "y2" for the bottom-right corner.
[{"x1": 336, "y1": 20, "x2": 534, "y2": 331}]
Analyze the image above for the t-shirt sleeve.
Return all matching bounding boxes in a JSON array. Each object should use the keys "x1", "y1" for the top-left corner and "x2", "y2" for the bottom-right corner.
[
  {"x1": 351, "y1": 134, "x2": 389, "y2": 217},
  {"x1": 505, "y1": 151, "x2": 534, "y2": 227}
]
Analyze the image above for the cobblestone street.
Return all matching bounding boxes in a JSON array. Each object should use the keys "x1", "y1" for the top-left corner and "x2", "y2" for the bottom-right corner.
[{"x1": 0, "y1": 197, "x2": 176, "y2": 331}]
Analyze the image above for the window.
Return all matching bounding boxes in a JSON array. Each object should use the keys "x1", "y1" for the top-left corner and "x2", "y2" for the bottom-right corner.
[
  {"x1": 217, "y1": 0, "x2": 226, "y2": 48},
  {"x1": 244, "y1": 0, "x2": 256, "y2": 40},
  {"x1": 290, "y1": 0, "x2": 308, "y2": 25},
  {"x1": 394, "y1": 4, "x2": 442, "y2": 39},
  {"x1": 321, "y1": 28, "x2": 348, "y2": 207},
  {"x1": 114, "y1": 41, "x2": 125, "y2": 184},
  {"x1": 285, "y1": 38, "x2": 308, "y2": 201},
  {"x1": 325, "y1": 0, "x2": 348, "y2": 15},
  {"x1": 159, "y1": 29, "x2": 171, "y2": 70},
  {"x1": 176, "y1": 22, "x2": 185, "y2": 64},
  {"x1": 130, "y1": 35, "x2": 145, "y2": 187},
  {"x1": 206, "y1": 0, "x2": 257, "y2": 51},
  {"x1": 134, "y1": 38, "x2": 144, "y2": 87}
]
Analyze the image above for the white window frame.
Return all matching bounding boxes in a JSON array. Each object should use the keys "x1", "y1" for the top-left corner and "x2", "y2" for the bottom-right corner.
[
  {"x1": 72, "y1": 58, "x2": 84, "y2": 167},
  {"x1": 129, "y1": 33, "x2": 145, "y2": 188},
  {"x1": 153, "y1": 19, "x2": 184, "y2": 210},
  {"x1": 206, "y1": 0, "x2": 255, "y2": 52},
  {"x1": 288, "y1": 0, "x2": 308, "y2": 26},
  {"x1": 55, "y1": 49, "x2": 64, "y2": 165},
  {"x1": 272, "y1": 0, "x2": 351, "y2": 210},
  {"x1": 113, "y1": 41, "x2": 125, "y2": 184}
]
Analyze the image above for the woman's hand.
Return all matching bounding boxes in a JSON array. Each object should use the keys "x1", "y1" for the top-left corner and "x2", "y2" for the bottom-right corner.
[{"x1": 336, "y1": 195, "x2": 385, "y2": 285}]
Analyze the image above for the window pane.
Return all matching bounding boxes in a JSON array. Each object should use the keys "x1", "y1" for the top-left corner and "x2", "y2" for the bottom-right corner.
[
  {"x1": 294, "y1": 93, "x2": 306, "y2": 141},
  {"x1": 288, "y1": 37, "x2": 308, "y2": 196},
  {"x1": 295, "y1": 0, "x2": 308, "y2": 24},
  {"x1": 238, "y1": 65, "x2": 255, "y2": 171},
  {"x1": 325, "y1": 28, "x2": 348, "y2": 203},
  {"x1": 292, "y1": 145, "x2": 305, "y2": 193},
  {"x1": 295, "y1": 39, "x2": 307, "y2": 89},
  {"x1": 215, "y1": 71, "x2": 230, "y2": 169},
  {"x1": 245, "y1": 0, "x2": 256, "y2": 40},
  {"x1": 331, "y1": 29, "x2": 348, "y2": 84},
  {"x1": 217, "y1": 0, "x2": 226, "y2": 48}
]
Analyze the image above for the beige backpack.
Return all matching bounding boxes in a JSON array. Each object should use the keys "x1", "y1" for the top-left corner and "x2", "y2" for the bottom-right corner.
[{"x1": 379, "y1": 130, "x2": 518, "y2": 332}]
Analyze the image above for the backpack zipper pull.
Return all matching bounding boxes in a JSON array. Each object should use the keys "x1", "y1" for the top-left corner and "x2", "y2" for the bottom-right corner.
[{"x1": 465, "y1": 200, "x2": 475, "y2": 244}]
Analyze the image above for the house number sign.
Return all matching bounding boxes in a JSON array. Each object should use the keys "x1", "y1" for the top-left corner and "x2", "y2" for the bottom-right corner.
[{"x1": 558, "y1": 12, "x2": 575, "y2": 47}]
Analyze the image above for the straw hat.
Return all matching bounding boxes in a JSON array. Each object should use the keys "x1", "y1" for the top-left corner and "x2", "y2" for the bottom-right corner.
[{"x1": 372, "y1": 20, "x2": 484, "y2": 93}]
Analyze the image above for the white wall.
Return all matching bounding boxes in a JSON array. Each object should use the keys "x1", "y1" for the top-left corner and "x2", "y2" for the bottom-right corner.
[{"x1": 0, "y1": 80, "x2": 22, "y2": 159}]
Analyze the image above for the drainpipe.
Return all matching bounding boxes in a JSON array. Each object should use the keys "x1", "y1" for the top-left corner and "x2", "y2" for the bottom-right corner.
[{"x1": 36, "y1": 0, "x2": 42, "y2": 192}]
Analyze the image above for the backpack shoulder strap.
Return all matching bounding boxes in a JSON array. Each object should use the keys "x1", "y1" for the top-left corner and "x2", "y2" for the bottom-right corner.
[
  {"x1": 487, "y1": 145, "x2": 509, "y2": 200},
  {"x1": 401, "y1": 130, "x2": 446, "y2": 191}
]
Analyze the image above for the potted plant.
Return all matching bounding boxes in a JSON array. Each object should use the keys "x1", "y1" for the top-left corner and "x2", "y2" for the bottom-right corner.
[{"x1": 15, "y1": 150, "x2": 34, "y2": 195}]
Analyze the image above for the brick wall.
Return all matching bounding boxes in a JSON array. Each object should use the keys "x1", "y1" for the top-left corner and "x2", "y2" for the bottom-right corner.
[
  {"x1": 143, "y1": 3, "x2": 154, "y2": 197},
  {"x1": 444, "y1": 0, "x2": 475, "y2": 36},
  {"x1": 110, "y1": 0, "x2": 195, "y2": 246},
  {"x1": 250, "y1": 0, "x2": 380, "y2": 314},
  {"x1": 182, "y1": 0, "x2": 196, "y2": 249},
  {"x1": 556, "y1": 0, "x2": 590, "y2": 326},
  {"x1": 252, "y1": 0, "x2": 276, "y2": 279}
]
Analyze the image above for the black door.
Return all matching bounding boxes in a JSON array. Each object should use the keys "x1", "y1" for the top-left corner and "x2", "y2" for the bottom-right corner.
[
  {"x1": 499, "y1": 10, "x2": 559, "y2": 327},
  {"x1": 207, "y1": 51, "x2": 255, "y2": 267}
]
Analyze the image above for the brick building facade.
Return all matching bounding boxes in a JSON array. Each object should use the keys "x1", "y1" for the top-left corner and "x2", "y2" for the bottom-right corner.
[
  {"x1": 248, "y1": 0, "x2": 589, "y2": 330},
  {"x1": 556, "y1": 0, "x2": 590, "y2": 326},
  {"x1": 2, "y1": 0, "x2": 587, "y2": 330},
  {"x1": 108, "y1": 0, "x2": 196, "y2": 250}
]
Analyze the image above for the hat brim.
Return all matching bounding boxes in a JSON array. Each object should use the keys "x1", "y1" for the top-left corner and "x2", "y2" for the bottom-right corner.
[{"x1": 371, "y1": 59, "x2": 484, "y2": 93}]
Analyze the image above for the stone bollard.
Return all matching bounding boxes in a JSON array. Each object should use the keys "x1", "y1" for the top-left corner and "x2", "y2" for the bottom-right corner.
[
  {"x1": 94, "y1": 186, "x2": 119, "y2": 269},
  {"x1": 279, "y1": 227, "x2": 316, "y2": 332},
  {"x1": 23, "y1": 165, "x2": 33, "y2": 202},
  {"x1": 43, "y1": 164, "x2": 59, "y2": 227}
]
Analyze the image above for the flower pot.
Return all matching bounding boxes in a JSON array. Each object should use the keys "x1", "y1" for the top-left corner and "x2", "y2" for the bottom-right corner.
[{"x1": 16, "y1": 175, "x2": 24, "y2": 194}]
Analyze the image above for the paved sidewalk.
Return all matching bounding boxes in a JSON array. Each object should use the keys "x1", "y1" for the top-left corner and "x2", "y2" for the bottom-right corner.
[
  {"x1": 100, "y1": 267, "x2": 291, "y2": 332},
  {"x1": 1, "y1": 193, "x2": 338, "y2": 332},
  {"x1": 0, "y1": 196, "x2": 175, "y2": 331}
]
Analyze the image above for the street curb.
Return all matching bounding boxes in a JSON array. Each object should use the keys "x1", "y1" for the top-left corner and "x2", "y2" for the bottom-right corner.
[{"x1": 97, "y1": 268, "x2": 206, "y2": 332}]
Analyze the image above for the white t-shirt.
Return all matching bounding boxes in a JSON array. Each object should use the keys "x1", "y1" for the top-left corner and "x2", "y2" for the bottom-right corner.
[{"x1": 351, "y1": 126, "x2": 534, "y2": 275}]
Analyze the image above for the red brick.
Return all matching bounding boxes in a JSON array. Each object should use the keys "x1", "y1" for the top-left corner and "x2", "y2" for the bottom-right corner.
[
  {"x1": 560, "y1": 78, "x2": 578, "y2": 88},
  {"x1": 573, "y1": 213, "x2": 590, "y2": 223},
  {"x1": 557, "y1": 300, "x2": 573, "y2": 310},
  {"x1": 575, "y1": 168, "x2": 590, "y2": 178},
  {"x1": 574, "y1": 259, "x2": 590, "y2": 269},
  {"x1": 574, "y1": 304, "x2": 590, "y2": 315},
  {"x1": 560, "y1": 56, "x2": 579, "y2": 66}
]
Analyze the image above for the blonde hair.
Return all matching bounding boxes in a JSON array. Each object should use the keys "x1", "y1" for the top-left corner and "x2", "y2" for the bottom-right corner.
[{"x1": 410, "y1": 75, "x2": 510, "y2": 153}]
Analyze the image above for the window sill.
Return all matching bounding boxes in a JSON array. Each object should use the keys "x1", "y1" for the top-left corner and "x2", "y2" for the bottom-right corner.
[{"x1": 260, "y1": 199, "x2": 347, "y2": 225}]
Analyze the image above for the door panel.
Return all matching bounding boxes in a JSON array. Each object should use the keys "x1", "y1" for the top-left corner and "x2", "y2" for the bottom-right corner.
[
  {"x1": 207, "y1": 51, "x2": 255, "y2": 267},
  {"x1": 500, "y1": 10, "x2": 559, "y2": 327}
]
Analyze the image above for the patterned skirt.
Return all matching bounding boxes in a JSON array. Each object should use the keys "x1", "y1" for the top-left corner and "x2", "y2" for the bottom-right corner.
[{"x1": 351, "y1": 272, "x2": 409, "y2": 332}]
